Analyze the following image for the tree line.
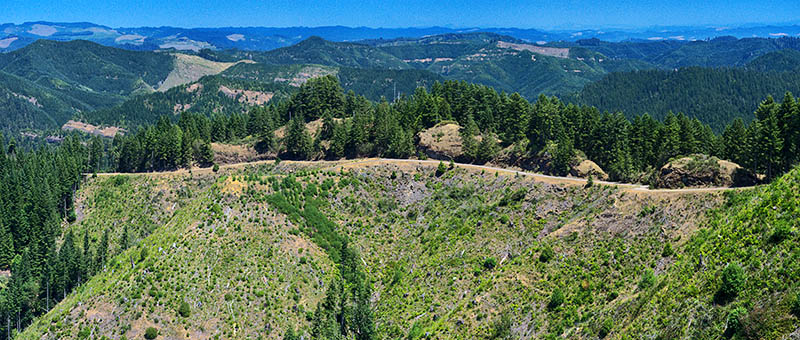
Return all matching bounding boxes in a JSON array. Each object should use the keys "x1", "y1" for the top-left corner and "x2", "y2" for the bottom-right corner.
[
  {"x1": 109, "y1": 75, "x2": 800, "y2": 184},
  {"x1": 0, "y1": 135, "x2": 91, "y2": 337}
]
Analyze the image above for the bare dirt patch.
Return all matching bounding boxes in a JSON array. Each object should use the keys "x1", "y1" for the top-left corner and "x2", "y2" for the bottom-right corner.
[
  {"x1": 497, "y1": 41, "x2": 570, "y2": 58},
  {"x1": 656, "y1": 154, "x2": 756, "y2": 188},
  {"x1": 572, "y1": 159, "x2": 608, "y2": 180},
  {"x1": 218, "y1": 85, "x2": 274, "y2": 105},
  {"x1": 276, "y1": 65, "x2": 338, "y2": 87},
  {"x1": 158, "y1": 54, "x2": 241, "y2": 91},
  {"x1": 62, "y1": 120, "x2": 126, "y2": 138},
  {"x1": 211, "y1": 143, "x2": 268, "y2": 165},
  {"x1": 274, "y1": 119, "x2": 326, "y2": 139}
]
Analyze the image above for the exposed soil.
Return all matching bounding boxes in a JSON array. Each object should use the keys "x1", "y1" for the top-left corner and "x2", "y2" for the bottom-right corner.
[
  {"x1": 655, "y1": 155, "x2": 757, "y2": 188},
  {"x1": 62, "y1": 120, "x2": 126, "y2": 138},
  {"x1": 217, "y1": 85, "x2": 274, "y2": 105},
  {"x1": 497, "y1": 41, "x2": 570, "y2": 58}
]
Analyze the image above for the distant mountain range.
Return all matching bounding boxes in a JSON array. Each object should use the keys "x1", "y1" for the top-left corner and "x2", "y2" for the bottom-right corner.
[
  {"x1": 2, "y1": 29, "x2": 800, "y2": 136},
  {"x1": 3, "y1": 21, "x2": 800, "y2": 52}
]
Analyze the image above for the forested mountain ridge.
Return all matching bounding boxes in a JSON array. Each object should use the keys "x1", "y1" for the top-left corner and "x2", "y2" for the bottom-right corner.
[
  {"x1": 745, "y1": 49, "x2": 800, "y2": 73},
  {"x1": 220, "y1": 62, "x2": 445, "y2": 101},
  {"x1": 4, "y1": 21, "x2": 800, "y2": 52},
  {"x1": 207, "y1": 34, "x2": 653, "y2": 98},
  {"x1": 0, "y1": 40, "x2": 174, "y2": 108},
  {"x1": 0, "y1": 70, "x2": 87, "y2": 133},
  {"x1": 573, "y1": 66, "x2": 800, "y2": 132},
  {"x1": 0, "y1": 40, "x2": 177, "y2": 133},
  {"x1": 562, "y1": 35, "x2": 800, "y2": 68},
  {"x1": 256, "y1": 36, "x2": 411, "y2": 70}
]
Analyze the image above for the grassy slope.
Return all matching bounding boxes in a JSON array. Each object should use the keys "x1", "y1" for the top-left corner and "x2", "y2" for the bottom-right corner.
[{"x1": 19, "y1": 162, "x2": 800, "y2": 339}]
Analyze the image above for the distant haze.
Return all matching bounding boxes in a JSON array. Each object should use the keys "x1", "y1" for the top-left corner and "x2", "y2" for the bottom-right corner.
[{"x1": 2, "y1": 0, "x2": 800, "y2": 29}]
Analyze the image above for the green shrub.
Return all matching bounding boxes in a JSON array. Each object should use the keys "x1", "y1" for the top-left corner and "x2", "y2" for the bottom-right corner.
[
  {"x1": 488, "y1": 313, "x2": 512, "y2": 339},
  {"x1": 718, "y1": 263, "x2": 745, "y2": 302},
  {"x1": 638, "y1": 269, "x2": 655, "y2": 290},
  {"x1": 548, "y1": 288, "x2": 564, "y2": 310},
  {"x1": 483, "y1": 257, "x2": 497, "y2": 270},
  {"x1": 539, "y1": 246, "x2": 554, "y2": 263},
  {"x1": 662, "y1": 243, "x2": 674, "y2": 257},
  {"x1": 144, "y1": 327, "x2": 158, "y2": 339},
  {"x1": 212, "y1": 164, "x2": 220, "y2": 173},
  {"x1": 769, "y1": 223, "x2": 791, "y2": 243},
  {"x1": 498, "y1": 188, "x2": 526, "y2": 207},
  {"x1": 598, "y1": 318, "x2": 613, "y2": 338},
  {"x1": 725, "y1": 307, "x2": 747, "y2": 336},
  {"x1": 178, "y1": 301, "x2": 191, "y2": 317},
  {"x1": 284, "y1": 326, "x2": 299, "y2": 340},
  {"x1": 791, "y1": 292, "x2": 800, "y2": 317},
  {"x1": 436, "y1": 161, "x2": 447, "y2": 177}
]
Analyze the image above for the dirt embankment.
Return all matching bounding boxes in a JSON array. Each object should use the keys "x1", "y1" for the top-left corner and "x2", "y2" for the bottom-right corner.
[
  {"x1": 417, "y1": 123, "x2": 477, "y2": 161},
  {"x1": 655, "y1": 154, "x2": 758, "y2": 188}
]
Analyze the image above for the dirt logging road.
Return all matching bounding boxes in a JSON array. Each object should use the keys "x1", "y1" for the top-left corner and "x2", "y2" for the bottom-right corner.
[{"x1": 94, "y1": 158, "x2": 752, "y2": 195}]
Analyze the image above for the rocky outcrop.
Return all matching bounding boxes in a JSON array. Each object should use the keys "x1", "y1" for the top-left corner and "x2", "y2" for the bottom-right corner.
[
  {"x1": 655, "y1": 154, "x2": 756, "y2": 188},
  {"x1": 571, "y1": 159, "x2": 609, "y2": 180}
]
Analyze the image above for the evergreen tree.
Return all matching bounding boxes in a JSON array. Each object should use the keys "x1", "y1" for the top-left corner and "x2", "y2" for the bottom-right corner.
[
  {"x1": 81, "y1": 231, "x2": 92, "y2": 279},
  {"x1": 120, "y1": 225, "x2": 129, "y2": 252},
  {"x1": 778, "y1": 92, "x2": 798, "y2": 171},
  {"x1": 754, "y1": 97, "x2": 783, "y2": 179},
  {"x1": 386, "y1": 126, "x2": 414, "y2": 159},
  {"x1": 501, "y1": 93, "x2": 530, "y2": 145},
  {"x1": 0, "y1": 224, "x2": 13, "y2": 270},
  {"x1": 659, "y1": 111, "x2": 682, "y2": 163},
  {"x1": 476, "y1": 132, "x2": 500, "y2": 164},
  {"x1": 460, "y1": 114, "x2": 479, "y2": 162},
  {"x1": 329, "y1": 121, "x2": 349, "y2": 159},
  {"x1": 89, "y1": 136, "x2": 103, "y2": 172},
  {"x1": 552, "y1": 135, "x2": 574, "y2": 176},
  {"x1": 95, "y1": 229, "x2": 109, "y2": 272},
  {"x1": 193, "y1": 139, "x2": 215, "y2": 167},
  {"x1": 284, "y1": 115, "x2": 313, "y2": 160}
]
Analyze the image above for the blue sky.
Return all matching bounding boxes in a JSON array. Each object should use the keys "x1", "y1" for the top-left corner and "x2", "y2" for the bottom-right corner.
[{"x1": 2, "y1": 0, "x2": 799, "y2": 29}]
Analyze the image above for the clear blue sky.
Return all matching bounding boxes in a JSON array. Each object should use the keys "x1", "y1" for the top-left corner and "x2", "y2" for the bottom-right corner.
[{"x1": 2, "y1": 0, "x2": 799, "y2": 29}]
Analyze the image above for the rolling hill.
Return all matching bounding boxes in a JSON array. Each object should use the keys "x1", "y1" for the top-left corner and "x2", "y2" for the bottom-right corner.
[
  {"x1": 564, "y1": 35, "x2": 800, "y2": 68},
  {"x1": 0, "y1": 40, "x2": 174, "y2": 108}
]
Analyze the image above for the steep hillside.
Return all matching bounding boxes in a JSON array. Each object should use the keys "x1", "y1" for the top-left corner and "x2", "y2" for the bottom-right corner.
[
  {"x1": 0, "y1": 40, "x2": 181, "y2": 133},
  {"x1": 0, "y1": 40, "x2": 174, "y2": 108},
  {"x1": 29, "y1": 159, "x2": 800, "y2": 339},
  {"x1": 0, "y1": 70, "x2": 86, "y2": 133},
  {"x1": 574, "y1": 67, "x2": 800, "y2": 131},
  {"x1": 85, "y1": 75, "x2": 292, "y2": 127},
  {"x1": 157, "y1": 54, "x2": 244, "y2": 91},
  {"x1": 220, "y1": 62, "x2": 443, "y2": 101},
  {"x1": 746, "y1": 49, "x2": 800, "y2": 73}
]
